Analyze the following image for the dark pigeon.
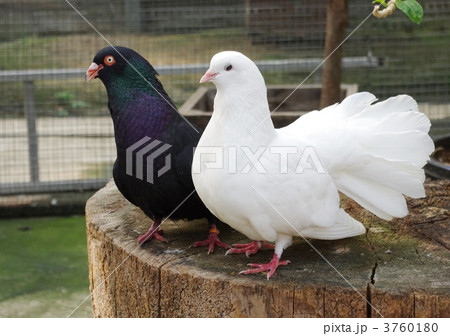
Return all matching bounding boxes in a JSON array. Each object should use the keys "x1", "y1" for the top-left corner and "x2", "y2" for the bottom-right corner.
[{"x1": 86, "y1": 46, "x2": 229, "y2": 253}]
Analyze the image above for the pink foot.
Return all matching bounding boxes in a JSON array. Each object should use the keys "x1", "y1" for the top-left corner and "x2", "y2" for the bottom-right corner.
[
  {"x1": 138, "y1": 221, "x2": 168, "y2": 244},
  {"x1": 239, "y1": 254, "x2": 290, "y2": 280},
  {"x1": 190, "y1": 224, "x2": 230, "y2": 254},
  {"x1": 225, "y1": 241, "x2": 275, "y2": 257}
]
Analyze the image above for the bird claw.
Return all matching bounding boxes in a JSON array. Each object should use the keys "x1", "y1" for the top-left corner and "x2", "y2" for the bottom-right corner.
[
  {"x1": 239, "y1": 254, "x2": 290, "y2": 280},
  {"x1": 138, "y1": 222, "x2": 168, "y2": 245},
  {"x1": 225, "y1": 241, "x2": 274, "y2": 257},
  {"x1": 190, "y1": 233, "x2": 230, "y2": 254}
]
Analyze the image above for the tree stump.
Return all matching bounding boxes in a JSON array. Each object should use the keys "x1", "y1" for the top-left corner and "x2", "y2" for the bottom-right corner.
[{"x1": 85, "y1": 179, "x2": 449, "y2": 318}]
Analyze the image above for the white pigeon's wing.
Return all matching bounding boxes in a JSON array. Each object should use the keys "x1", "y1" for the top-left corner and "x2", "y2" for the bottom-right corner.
[{"x1": 279, "y1": 92, "x2": 434, "y2": 220}]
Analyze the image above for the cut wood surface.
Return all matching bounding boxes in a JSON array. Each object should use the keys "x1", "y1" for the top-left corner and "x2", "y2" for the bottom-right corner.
[{"x1": 85, "y1": 179, "x2": 449, "y2": 318}]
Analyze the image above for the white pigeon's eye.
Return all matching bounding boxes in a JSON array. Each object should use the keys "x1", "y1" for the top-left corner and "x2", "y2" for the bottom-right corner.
[{"x1": 224, "y1": 64, "x2": 232, "y2": 71}]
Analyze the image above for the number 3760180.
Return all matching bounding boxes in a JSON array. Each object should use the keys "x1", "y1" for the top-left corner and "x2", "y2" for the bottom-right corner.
[{"x1": 384, "y1": 322, "x2": 438, "y2": 333}]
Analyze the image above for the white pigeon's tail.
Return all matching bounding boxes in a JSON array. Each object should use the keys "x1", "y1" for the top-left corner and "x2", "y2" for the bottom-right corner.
[
  {"x1": 281, "y1": 92, "x2": 435, "y2": 220},
  {"x1": 301, "y1": 209, "x2": 366, "y2": 240}
]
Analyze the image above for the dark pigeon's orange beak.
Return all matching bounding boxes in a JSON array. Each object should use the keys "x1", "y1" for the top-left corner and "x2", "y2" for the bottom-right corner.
[{"x1": 85, "y1": 62, "x2": 104, "y2": 82}]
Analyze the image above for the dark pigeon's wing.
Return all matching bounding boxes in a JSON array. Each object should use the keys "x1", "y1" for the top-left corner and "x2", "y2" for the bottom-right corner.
[{"x1": 167, "y1": 115, "x2": 203, "y2": 191}]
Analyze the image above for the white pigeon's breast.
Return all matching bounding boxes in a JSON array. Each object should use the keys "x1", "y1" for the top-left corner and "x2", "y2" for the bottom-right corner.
[
  {"x1": 192, "y1": 139, "x2": 341, "y2": 242},
  {"x1": 192, "y1": 161, "x2": 264, "y2": 240}
]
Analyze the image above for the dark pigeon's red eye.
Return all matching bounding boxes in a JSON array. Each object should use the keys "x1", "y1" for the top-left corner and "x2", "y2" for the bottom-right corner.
[{"x1": 104, "y1": 55, "x2": 116, "y2": 66}]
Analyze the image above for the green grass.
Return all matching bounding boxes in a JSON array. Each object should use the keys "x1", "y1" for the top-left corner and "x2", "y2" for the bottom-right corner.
[
  {"x1": 0, "y1": 36, "x2": 60, "y2": 70},
  {"x1": 0, "y1": 216, "x2": 91, "y2": 317}
]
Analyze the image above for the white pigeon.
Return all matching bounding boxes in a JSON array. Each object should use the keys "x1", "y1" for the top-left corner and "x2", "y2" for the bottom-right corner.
[{"x1": 192, "y1": 51, "x2": 434, "y2": 279}]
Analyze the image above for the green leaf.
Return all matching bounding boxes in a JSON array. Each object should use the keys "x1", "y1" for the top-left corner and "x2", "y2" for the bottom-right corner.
[
  {"x1": 372, "y1": 0, "x2": 387, "y2": 7},
  {"x1": 396, "y1": 0, "x2": 423, "y2": 24}
]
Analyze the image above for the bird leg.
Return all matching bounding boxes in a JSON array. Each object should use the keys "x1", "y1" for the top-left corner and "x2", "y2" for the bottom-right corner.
[
  {"x1": 190, "y1": 223, "x2": 230, "y2": 254},
  {"x1": 239, "y1": 253, "x2": 290, "y2": 280},
  {"x1": 225, "y1": 241, "x2": 275, "y2": 257},
  {"x1": 138, "y1": 220, "x2": 168, "y2": 244}
]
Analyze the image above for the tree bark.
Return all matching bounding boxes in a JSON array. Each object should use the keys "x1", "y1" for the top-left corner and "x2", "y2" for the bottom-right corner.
[{"x1": 320, "y1": 0, "x2": 349, "y2": 108}]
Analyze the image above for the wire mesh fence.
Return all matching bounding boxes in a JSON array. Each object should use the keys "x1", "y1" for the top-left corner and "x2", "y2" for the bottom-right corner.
[{"x1": 0, "y1": 0, "x2": 449, "y2": 195}]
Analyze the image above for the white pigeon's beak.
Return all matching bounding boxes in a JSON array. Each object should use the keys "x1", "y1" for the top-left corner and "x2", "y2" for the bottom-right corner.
[{"x1": 200, "y1": 69, "x2": 218, "y2": 83}]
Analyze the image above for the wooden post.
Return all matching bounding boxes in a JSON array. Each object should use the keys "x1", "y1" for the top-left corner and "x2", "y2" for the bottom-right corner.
[
  {"x1": 85, "y1": 179, "x2": 450, "y2": 317},
  {"x1": 24, "y1": 80, "x2": 39, "y2": 183},
  {"x1": 320, "y1": 0, "x2": 348, "y2": 108}
]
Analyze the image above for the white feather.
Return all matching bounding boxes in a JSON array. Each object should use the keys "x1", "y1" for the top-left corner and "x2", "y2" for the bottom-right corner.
[
  {"x1": 282, "y1": 91, "x2": 433, "y2": 218},
  {"x1": 301, "y1": 209, "x2": 366, "y2": 240}
]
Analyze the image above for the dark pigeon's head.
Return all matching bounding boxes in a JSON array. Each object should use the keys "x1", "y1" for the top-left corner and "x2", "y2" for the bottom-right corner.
[{"x1": 85, "y1": 46, "x2": 157, "y2": 85}]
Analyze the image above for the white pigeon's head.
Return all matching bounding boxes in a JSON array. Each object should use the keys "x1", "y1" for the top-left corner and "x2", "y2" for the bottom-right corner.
[{"x1": 200, "y1": 51, "x2": 265, "y2": 91}]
